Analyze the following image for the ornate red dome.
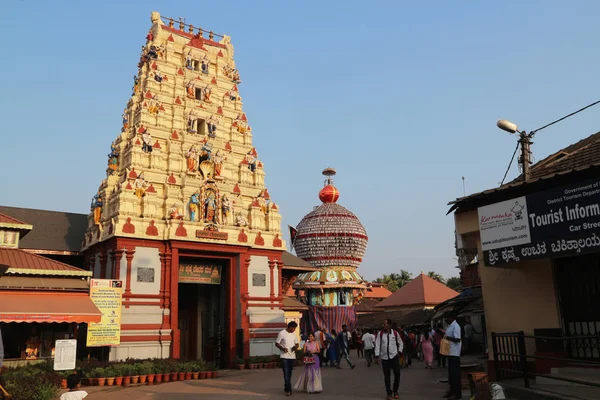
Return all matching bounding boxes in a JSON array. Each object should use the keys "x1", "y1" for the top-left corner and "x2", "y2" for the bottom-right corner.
[
  {"x1": 294, "y1": 203, "x2": 368, "y2": 269},
  {"x1": 294, "y1": 169, "x2": 367, "y2": 269},
  {"x1": 319, "y1": 184, "x2": 339, "y2": 203}
]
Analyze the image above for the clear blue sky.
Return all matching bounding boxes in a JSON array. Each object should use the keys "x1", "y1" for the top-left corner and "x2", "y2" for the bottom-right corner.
[{"x1": 1, "y1": 1, "x2": 599, "y2": 281}]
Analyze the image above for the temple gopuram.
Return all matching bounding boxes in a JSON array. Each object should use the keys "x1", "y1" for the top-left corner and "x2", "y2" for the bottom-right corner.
[
  {"x1": 82, "y1": 12, "x2": 287, "y2": 366},
  {"x1": 292, "y1": 168, "x2": 368, "y2": 333}
]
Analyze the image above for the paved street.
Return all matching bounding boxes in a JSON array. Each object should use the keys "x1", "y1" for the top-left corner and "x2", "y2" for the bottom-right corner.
[{"x1": 80, "y1": 359, "x2": 470, "y2": 400}]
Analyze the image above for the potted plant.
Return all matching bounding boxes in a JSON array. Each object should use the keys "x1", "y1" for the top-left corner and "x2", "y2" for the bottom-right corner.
[
  {"x1": 162, "y1": 361, "x2": 171, "y2": 383},
  {"x1": 235, "y1": 357, "x2": 246, "y2": 370},
  {"x1": 105, "y1": 366, "x2": 118, "y2": 386},
  {"x1": 182, "y1": 362, "x2": 192, "y2": 380},
  {"x1": 93, "y1": 367, "x2": 106, "y2": 387},
  {"x1": 199, "y1": 362, "x2": 208, "y2": 380},
  {"x1": 153, "y1": 362, "x2": 163, "y2": 384},
  {"x1": 177, "y1": 362, "x2": 185, "y2": 381},
  {"x1": 121, "y1": 364, "x2": 132, "y2": 386},
  {"x1": 169, "y1": 361, "x2": 178, "y2": 381},
  {"x1": 129, "y1": 363, "x2": 140, "y2": 384},
  {"x1": 112, "y1": 364, "x2": 124, "y2": 386},
  {"x1": 139, "y1": 362, "x2": 152, "y2": 384}
]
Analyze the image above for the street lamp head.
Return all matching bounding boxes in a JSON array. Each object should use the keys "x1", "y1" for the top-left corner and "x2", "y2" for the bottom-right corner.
[{"x1": 497, "y1": 119, "x2": 519, "y2": 134}]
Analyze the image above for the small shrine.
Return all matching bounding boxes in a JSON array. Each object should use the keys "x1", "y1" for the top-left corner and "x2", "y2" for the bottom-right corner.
[{"x1": 292, "y1": 168, "x2": 368, "y2": 332}]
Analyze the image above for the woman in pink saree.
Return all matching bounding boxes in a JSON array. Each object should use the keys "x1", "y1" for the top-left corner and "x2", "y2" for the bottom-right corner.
[
  {"x1": 294, "y1": 332, "x2": 323, "y2": 393},
  {"x1": 420, "y1": 330, "x2": 434, "y2": 368}
]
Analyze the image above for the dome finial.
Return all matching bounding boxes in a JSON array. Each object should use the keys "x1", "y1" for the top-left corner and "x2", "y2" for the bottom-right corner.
[{"x1": 319, "y1": 168, "x2": 339, "y2": 203}]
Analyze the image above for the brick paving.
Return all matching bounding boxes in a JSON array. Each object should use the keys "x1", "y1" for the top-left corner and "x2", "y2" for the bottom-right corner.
[{"x1": 76, "y1": 358, "x2": 471, "y2": 400}]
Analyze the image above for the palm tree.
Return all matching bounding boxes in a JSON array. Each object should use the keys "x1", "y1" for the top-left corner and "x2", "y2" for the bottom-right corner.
[
  {"x1": 446, "y1": 276, "x2": 462, "y2": 290},
  {"x1": 427, "y1": 271, "x2": 445, "y2": 283},
  {"x1": 375, "y1": 270, "x2": 413, "y2": 292}
]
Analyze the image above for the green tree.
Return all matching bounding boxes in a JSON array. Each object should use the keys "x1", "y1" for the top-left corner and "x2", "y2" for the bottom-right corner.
[
  {"x1": 446, "y1": 276, "x2": 462, "y2": 290},
  {"x1": 375, "y1": 270, "x2": 413, "y2": 292},
  {"x1": 427, "y1": 271, "x2": 445, "y2": 283}
]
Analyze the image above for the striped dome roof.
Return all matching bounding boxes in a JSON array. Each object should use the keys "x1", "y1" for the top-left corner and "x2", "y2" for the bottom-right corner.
[{"x1": 294, "y1": 202, "x2": 368, "y2": 269}]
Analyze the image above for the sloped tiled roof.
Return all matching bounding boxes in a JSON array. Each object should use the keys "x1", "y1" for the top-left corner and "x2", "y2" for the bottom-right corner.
[
  {"x1": 365, "y1": 284, "x2": 392, "y2": 299},
  {"x1": 355, "y1": 298, "x2": 381, "y2": 313},
  {"x1": 282, "y1": 251, "x2": 317, "y2": 270},
  {"x1": 0, "y1": 247, "x2": 91, "y2": 277},
  {"x1": 376, "y1": 274, "x2": 459, "y2": 308},
  {"x1": 527, "y1": 132, "x2": 600, "y2": 180},
  {"x1": 0, "y1": 206, "x2": 88, "y2": 252},
  {"x1": 282, "y1": 296, "x2": 309, "y2": 311}
]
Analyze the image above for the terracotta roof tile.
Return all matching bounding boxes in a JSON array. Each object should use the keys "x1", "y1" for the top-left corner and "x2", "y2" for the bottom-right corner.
[
  {"x1": 376, "y1": 274, "x2": 459, "y2": 308},
  {"x1": 0, "y1": 213, "x2": 29, "y2": 226},
  {"x1": 0, "y1": 247, "x2": 91, "y2": 277},
  {"x1": 365, "y1": 285, "x2": 392, "y2": 299}
]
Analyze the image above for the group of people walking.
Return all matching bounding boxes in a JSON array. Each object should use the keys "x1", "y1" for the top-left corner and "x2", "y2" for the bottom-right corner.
[{"x1": 276, "y1": 313, "x2": 466, "y2": 399}]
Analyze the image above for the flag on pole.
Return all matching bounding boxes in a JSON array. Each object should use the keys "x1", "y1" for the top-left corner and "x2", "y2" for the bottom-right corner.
[{"x1": 288, "y1": 225, "x2": 298, "y2": 249}]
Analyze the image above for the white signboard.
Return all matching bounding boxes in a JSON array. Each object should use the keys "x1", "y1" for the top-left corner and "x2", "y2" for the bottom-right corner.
[
  {"x1": 53, "y1": 339, "x2": 77, "y2": 371},
  {"x1": 478, "y1": 196, "x2": 532, "y2": 251}
]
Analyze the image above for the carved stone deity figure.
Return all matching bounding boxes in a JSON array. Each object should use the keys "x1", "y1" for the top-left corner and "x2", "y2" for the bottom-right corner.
[
  {"x1": 91, "y1": 193, "x2": 103, "y2": 225},
  {"x1": 199, "y1": 142, "x2": 212, "y2": 162},
  {"x1": 201, "y1": 55, "x2": 210, "y2": 74},
  {"x1": 148, "y1": 96, "x2": 160, "y2": 115},
  {"x1": 221, "y1": 194, "x2": 232, "y2": 222},
  {"x1": 187, "y1": 110, "x2": 197, "y2": 133},
  {"x1": 142, "y1": 131, "x2": 153, "y2": 153},
  {"x1": 207, "y1": 114, "x2": 218, "y2": 138},
  {"x1": 154, "y1": 67, "x2": 163, "y2": 82},
  {"x1": 186, "y1": 146, "x2": 198, "y2": 172},
  {"x1": 203, "y1": 191, "x2": 218, "y2": 223},
  {"x1": 235, "y1": 114, "x2": 247, "y2": 134},
  {"x1": 235, "y1": 212, "x2": 248, "y2": 227},
  {"x1": 213, "y1": 150, "x2": 225, "y2": 176},
  {"x1": 245, "y1": 151, "x2": 257, "y2": 172},
  {"x1": 186, "y1": 51, "x2": 194, "y2": 70},
  {"x1": 256, "y1": 190, "x2": 268, "y2": 214},
  {"x1": 189, "y1": 191, "x2": 200, "y2": 221},
  {"x1": 186, "y1": 80, "x2": 195, "y2": 98},
  {"x1": 169, "y1": 203, "x2": 184, "y2": 220},
  {"x1": 203, "y1": 85, "x2": 212, "y2": 102},
  {"x1": 133, "y1": 75, "x2": 139, "y2": 94},
  {"x1": 108, "y1": 142, "x2": 119, "y2": 171},
  {"x1": 122, "y1": 108, "x2": 129, "y2": 129},
  {"x1": 134, "y1": 173, "x2": 147, "y2": 199}
]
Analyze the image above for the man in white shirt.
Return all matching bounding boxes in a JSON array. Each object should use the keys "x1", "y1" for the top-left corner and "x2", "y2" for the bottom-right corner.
[
  {"x1": 444, "y1": 313, "x2": 462, "y2": 400},
  {"x1": 375, "y1": 319, "x2": 404, "y2": 400},
  {"x1": 275, "y1": 321, "x2": 300, "y2": 396},
  {"x1": 362, "y1": 329, "x2": 376, "y2": 367}
]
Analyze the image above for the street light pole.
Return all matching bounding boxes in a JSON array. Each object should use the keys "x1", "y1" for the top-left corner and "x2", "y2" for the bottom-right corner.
[
  {"x1": 497, "y1": 120, "x2": 533, "y2": 182},
  {"x1": 518, "y1": 131, "x2": 532, "y2": 181}
]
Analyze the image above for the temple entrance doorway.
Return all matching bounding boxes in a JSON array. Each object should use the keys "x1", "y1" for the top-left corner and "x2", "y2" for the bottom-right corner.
[{"x1": 178, "y1": 257, "x2": 228, "y2": 366}]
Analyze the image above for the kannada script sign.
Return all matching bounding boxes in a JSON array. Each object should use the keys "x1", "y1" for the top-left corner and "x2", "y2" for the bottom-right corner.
[
  {"x1": 195, "y1": 230, "x2": 228, "y2": 240},
  {"x1": 179, "y1": 264, "x2": 222, "y2": 284},
  {"x1": 86, "y1": 279, "x2": 123, "y2": 347},
  {"x1": 478, "y1": 177, "x2": 600, "y2": 266}
]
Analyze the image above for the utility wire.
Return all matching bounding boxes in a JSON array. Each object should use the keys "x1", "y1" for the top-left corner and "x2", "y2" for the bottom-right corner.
[
  {"x1": 500, "y1": 142, "x2": 520, "y2": 185},
  {"x1": 499, "y1": 98, "x2": 600, "y2": 184},
  {"x1": 531, "y1": 99, "x2": 600, "y2": 135}
]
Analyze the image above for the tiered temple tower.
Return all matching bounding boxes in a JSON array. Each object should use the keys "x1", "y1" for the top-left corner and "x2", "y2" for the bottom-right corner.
[
  {"x1": 292, "y1": 168, "x2": 368, "y2": 333},
  {"x1": 82, "y1": 12, "x2": 286, "y2": 365}
]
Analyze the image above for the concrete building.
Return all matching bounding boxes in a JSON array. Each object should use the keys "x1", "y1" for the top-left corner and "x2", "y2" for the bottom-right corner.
[{"x1": 449, "y1": 130, "x2": 600, "y2": 384}]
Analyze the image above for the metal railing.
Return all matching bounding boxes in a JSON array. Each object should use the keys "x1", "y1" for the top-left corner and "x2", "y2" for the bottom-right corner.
[{"x1": 492, "y1": 331, "x2": 600, "y2": 388}]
